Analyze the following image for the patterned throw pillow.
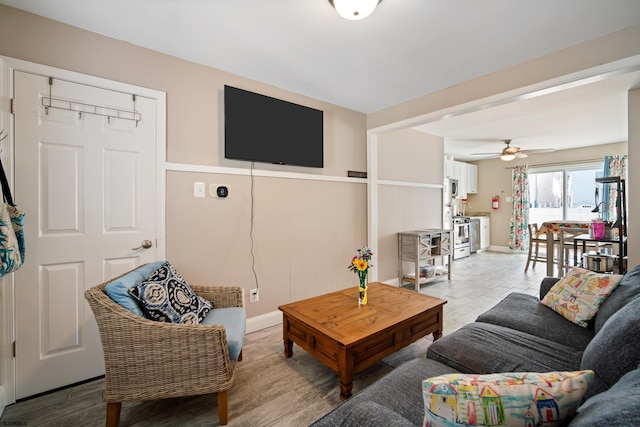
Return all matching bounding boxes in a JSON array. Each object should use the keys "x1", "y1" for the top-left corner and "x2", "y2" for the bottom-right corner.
[
  {"x1": 541, "y1": 266, "x2": 623, "y2": 327},
  {"x1": 129, "y1": 262, "x2": 212, "y2": 324},
  {"x1": 423, "y1": 370, "x2": 594, "y2": 427}
]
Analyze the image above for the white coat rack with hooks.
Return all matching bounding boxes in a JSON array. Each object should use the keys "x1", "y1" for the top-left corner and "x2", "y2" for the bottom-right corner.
[{"x1": 41, "y1": 77, "x2": 141, "y2": 126}]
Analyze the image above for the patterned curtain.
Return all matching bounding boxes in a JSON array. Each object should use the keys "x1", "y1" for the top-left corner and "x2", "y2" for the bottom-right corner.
[
  {"x1": 602, "y1": 155, "x2": 627, "y2": 221},
  {"x1": 509, "y1": 165, "x2": 529, "y2": 251}
]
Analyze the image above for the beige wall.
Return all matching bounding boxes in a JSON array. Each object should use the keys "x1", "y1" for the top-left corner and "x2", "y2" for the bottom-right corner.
[
  {"x1": 0, "y1": 5, "x2": 369, "y2": 319},
  {"x1": 376, "y1": 130, "x2": 444, "y2": 282},
  {"x1": 467, "y1": 142, "x2": 628, "y2": 249},
  {"x1": 378, "y1": 128, "x2": 444, "y2": 182}
]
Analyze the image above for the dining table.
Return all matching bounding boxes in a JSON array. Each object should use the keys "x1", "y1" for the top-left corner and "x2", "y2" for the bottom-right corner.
[{"x1": 536, "y1": 221, "x2": 591, "y2": 276}]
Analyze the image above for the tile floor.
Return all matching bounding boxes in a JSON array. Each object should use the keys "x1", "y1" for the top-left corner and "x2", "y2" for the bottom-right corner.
[{"x1": 409, "y1": 250, "x2": 547, "y2": 335}]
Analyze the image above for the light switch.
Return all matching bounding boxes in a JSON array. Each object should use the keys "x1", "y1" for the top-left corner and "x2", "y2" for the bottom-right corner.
[
  {"x1": 506, "y1": 196, "x2": 513, "y2": 203},
  {"x1": 194, "y1": 182, "x2": 205, "y2": 198}
]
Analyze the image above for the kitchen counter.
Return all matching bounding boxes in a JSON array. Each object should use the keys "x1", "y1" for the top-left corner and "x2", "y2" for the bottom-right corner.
[{"x1": 466, "y1": 211, "x2": 491, "y2": 217}]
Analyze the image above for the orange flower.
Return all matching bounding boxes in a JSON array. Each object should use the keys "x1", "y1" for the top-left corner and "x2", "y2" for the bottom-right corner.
[{"x1": 353, "y1": 259, "x2": 368, "y2": 272}]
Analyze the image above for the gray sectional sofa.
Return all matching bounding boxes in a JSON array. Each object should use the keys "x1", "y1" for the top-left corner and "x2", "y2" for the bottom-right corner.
[{"x1": 311, "y1": 264, "x2": 640, "y2": 426}]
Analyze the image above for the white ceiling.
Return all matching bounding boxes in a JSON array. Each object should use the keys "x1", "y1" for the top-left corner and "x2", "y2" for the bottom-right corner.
[
  {"x1": 3, "y1": 0, "x2": 640, "y2": 159},
  {"x1": 417, "y1": 68, "x2": 640, "y2": 160}
]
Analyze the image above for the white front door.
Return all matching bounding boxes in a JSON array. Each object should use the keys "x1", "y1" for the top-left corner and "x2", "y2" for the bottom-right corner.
[{"x1": 13, "y1": 70, "x2": 162, "y2": 399}]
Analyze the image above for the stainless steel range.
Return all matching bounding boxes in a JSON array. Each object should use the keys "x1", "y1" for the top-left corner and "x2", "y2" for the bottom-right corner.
[{"x1": 453, "y1": 216, "x2": 471, "y2": 259}]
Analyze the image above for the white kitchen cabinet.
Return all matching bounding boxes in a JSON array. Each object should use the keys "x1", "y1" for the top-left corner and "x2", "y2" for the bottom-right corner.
[
  {"x1": 454, "y1": 161, "x2": 467, "y2": 198},
  {"x1": 446, "y1": 160, "x2": 476, "y2": 198},
  {"x1": 479, "y1": 216, "x2": 490, "y2": 250},
  {"x1": 444, "y1": 159, "x2": 455, "y2": 179},
  {"x1": 467, "y1": 163, "x2": 478, "y2": 194}
]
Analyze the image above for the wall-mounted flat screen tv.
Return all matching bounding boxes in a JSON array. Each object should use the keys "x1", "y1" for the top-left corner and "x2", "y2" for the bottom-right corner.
[{"x1": 224, "y1": 85, "x2": 324, "y2": 168}]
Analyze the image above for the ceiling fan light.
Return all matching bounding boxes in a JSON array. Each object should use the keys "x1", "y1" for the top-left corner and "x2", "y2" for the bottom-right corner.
[
  {"x1": 500, "y1": 153, "x2": 516, "y2": 161},
  {"x1": 329, "y1": 0, "x2": 381, "y2": 20}
]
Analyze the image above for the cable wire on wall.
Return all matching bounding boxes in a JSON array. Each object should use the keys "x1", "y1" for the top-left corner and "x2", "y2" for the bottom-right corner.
[{"x1": 249, "y1": 162, "x2": 259, "y2": 291}]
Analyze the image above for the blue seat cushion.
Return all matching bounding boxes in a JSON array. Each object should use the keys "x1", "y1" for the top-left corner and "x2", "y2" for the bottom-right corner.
[
  {"x1": 201, "y1": 307, "x2": 246, "y2": 361},
  {"x1": 103, "y1": 261, "x2": 165, "y2": 316}
]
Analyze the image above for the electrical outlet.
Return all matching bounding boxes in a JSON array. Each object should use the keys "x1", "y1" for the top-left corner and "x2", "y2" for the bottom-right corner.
[{"x1": 250, "y1": 288, "x2": 259, "y2": 303}]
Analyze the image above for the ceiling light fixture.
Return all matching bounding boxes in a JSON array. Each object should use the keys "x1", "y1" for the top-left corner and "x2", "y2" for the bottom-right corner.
[
  {"x1": 500, "y1": 153, "x2": 516, "y2": 161},
  {"x1": 328, "y1": 0, "x2": 382, "y2": 20}
]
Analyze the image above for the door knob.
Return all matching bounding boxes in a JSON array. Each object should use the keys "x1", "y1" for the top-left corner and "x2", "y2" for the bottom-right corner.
[{"x1": 132, "y1": 240, "x2": 153, "y2": 250}]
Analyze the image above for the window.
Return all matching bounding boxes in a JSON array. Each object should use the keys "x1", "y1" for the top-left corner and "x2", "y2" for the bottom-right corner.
[{"x1": 529, "y1": 162, "x2": 604, "y2": 226}]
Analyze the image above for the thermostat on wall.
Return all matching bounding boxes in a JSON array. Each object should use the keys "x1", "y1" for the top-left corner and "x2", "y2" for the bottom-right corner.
[{"x1": 209, "y1": 184, "x2": 229, "y2": 198}]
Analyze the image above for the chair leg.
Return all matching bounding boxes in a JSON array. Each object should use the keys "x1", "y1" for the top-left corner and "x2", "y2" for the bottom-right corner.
[
  {"x1": 106, "y1": 402, "x2": 121, "y2": 427},
  {"x1": 525, "y1": 241, "x2": 534, "y2": 271},
  {"x1": 218, "y1": 391, "x2": 229, "y2": 425}
]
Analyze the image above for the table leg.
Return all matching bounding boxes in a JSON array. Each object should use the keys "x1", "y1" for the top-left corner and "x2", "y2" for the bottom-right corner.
[
  {"x1": 547, "y1": 232, "x2": 554, "y2": 276},
  {"x1": 282, "y1": 315, "x2": 294, "y2": 357},
  {"x1": 338, "y1": 349, "x2": 355, "y2": 401},
  {"x1": 283, "y1": 338, "x2": 293, "y2": 358},
  {"x1": 339, "y1": 378, "x2": 353, "y2": 401},
  {"x1": 433, "y1": 329, "x2": 443, "y2": 341}
]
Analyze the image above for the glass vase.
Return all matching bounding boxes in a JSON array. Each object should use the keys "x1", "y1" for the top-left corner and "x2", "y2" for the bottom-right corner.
[{"x1": 358, "y1": 275, "x2": 368, "y2": 306}]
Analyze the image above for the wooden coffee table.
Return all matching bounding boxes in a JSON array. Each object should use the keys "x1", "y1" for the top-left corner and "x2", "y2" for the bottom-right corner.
[{"x1": 278, "y1": 282, "x2": 446, "y2": 400}]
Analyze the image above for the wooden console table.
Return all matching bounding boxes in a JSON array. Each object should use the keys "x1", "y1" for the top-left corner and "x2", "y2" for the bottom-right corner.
[
  {"x1": 278, "y1": 282, "x2": 446, "y2": 400},
  {"x1": 398, "y1": 229, "x2": 452, "y2": 291}
]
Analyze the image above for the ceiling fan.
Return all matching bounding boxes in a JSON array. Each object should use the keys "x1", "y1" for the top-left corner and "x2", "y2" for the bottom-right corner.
[{"x1": 471, "y1": 139, "x2": 554, "y2": 161}]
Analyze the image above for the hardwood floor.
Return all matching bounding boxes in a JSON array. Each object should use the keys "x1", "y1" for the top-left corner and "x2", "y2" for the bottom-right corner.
[{"x1": 0, "y1": 251, "x2": 548, "y2": 426}]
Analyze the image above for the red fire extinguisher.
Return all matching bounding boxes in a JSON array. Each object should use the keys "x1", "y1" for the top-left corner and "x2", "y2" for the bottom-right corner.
[{"x1": 492, "y1": 195, "x2": 500, "y2": 210}]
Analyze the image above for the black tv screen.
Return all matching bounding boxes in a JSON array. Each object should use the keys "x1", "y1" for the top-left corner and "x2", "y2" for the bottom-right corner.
[{"x1": 224, "y1": 85, "x2": 324, "y2": 168}]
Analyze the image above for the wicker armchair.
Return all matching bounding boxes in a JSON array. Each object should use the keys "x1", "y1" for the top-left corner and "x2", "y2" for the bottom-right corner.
[{"x1": 85, "y1": 273, "x2": 244, "y2": 426}]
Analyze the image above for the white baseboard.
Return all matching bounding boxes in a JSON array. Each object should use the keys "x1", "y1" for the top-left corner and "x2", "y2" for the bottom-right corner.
[
  {"x1": 246, "y1": 310, "x2": 283, "y2": 334},
  {"x1": 489, "y1": 245, "x2": 515, "y2": 253}
]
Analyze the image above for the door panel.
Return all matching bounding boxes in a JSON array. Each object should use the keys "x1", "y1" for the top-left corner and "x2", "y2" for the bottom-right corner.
[
  {"x1": 40, "y1": 263, "x2": 83, "y2": 357},
  {"x1": 41, "y1": 143, "x2": 83, "y2": 234},
  {"x1": 13, "y1": 71, "x2": 159, "y2": 399}
]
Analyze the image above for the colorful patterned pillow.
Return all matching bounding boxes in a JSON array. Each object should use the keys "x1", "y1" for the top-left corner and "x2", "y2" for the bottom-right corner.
[
  {"x1": 128, "y1": 262, "x2": 212, "y2": 324},
  {"x1": 541, "y1": 266, "x2": 623, "y2": 327},
  {"x1": 423, "y1": 370, "x2": 594, "y2": 427}
]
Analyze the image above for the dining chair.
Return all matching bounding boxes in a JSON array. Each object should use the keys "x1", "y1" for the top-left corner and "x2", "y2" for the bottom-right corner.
[
  {"x1": 525, "y1": 223, "x2": 548, "y2": 271},
  {"x1": 558, "y1": 227, "x2": 581, "y2": 276}
]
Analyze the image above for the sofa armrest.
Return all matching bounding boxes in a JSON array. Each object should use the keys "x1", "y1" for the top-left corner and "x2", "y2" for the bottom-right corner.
[
  {"x1": 192, "y1": 285, "x2": 244, "y2": 308},
  {"x1": 540, "y1": 277, "x2": 560, "y2": 300}
]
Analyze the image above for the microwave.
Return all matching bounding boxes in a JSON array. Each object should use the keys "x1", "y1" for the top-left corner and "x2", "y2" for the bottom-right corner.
[{"x1": 450, "y1": 179, "x2": 459, "y2": 197}]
